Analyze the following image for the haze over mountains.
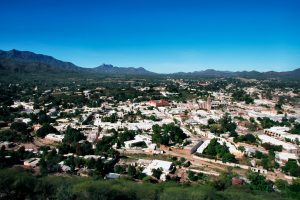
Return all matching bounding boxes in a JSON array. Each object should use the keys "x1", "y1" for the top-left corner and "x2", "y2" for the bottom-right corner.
[{"x1": 0, "y1": 49, "x2": 299, "y2": 78}]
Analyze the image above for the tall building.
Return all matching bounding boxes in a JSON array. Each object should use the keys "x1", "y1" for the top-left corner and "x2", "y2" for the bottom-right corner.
[
  {"x1": 207, "y1": 95, "x2": 212, "y2": 111},
  {"x1": 198, "y1": 95, "x2": 212, "y2": 111}
]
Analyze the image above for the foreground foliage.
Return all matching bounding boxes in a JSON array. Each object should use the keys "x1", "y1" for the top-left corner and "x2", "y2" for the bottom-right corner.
[{"x1": 0, "y1": 168, "x2": 299, "y2": 200}]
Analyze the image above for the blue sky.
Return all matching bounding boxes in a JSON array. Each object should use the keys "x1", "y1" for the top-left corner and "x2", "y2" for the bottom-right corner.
[{"x1": 0, "y1": 0, "x2": 300, "y2": 73}]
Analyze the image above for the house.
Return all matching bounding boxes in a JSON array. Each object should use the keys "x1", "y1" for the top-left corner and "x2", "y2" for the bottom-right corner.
[
  {"x1": 142, "y1": 160, "x2": 174, "y2": 181},
  {"x1": 0, "y1": 141, "x2": 14, "y2": 148},
  {"x1": 244, "y1": 147, "x2": 257, "y2": 157},
  {"x1": 258, "y1": 134, "x2": 299, "y2": 153},
  {"x1": 250, "y1": 167, "x2": 268, "y2": 174},
  {"x1": 106, "y1": 173, "x2": 120, "y2": 179},
  {"x1": 232, "y1": 177, "x2": 244, "y2": 185},
  {"x1": 45, "y1": 134, "x2": 64, "y2": 142},
  {"x1": 196, "y1": 140, "x2": 211, "y2": 154},
  {"x1": 14, "y1": 118, "x2": 32, "y2": 124},
  {"x1": 264, "y1": 127, "x2": 300, "y2": 142},
  {"x1": 184, "y1": 139, "x2": 203, "y2": 154},
  {"x1": 198, "y1": 95, "x2": 212, "y2": 111},
  {"x1": 148, "y1": 100, "x2": 170, "y2": 107},
  {"x1": 196, "y1": 137, "x2": 243, "y2": 158},
  {"x1": 275, "y1": 152, "x2": 298, "y2": 166},
  {"x1": 264, "y1": 126, "x2": 290, "y2": 137},
  {"x1": 124, "y1": 135, "x2": 153, "y2": 149},
  {"x1": 58, "y1": 161, "x2": 71, "y2": 172},
  {"x1": 24, "y1": 158, "x2": 40, "y2": 168}
]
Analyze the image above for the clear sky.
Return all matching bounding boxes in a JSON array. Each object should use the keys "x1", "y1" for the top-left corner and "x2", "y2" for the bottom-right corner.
[{"x1": 1, "y1": 0, "x2": 300, "y2": 73}]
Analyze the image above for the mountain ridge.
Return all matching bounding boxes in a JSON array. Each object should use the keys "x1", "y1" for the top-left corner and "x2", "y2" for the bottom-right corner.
[
  {"x1": 0, "y1": 49, "x2": 154, "y2": 75},
  {"x1": 0, "y1": 49, "x2": 299, "y2": 78}
]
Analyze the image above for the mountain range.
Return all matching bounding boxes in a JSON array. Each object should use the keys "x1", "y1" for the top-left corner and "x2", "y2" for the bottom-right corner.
[{"x1": 0, "y1": 49, "x2": 299, "y2": 78}]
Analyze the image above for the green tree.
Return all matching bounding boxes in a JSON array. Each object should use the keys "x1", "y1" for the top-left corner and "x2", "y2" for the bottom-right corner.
[
  {"x1": 63, "y1": 126, "x2": 86, "y2": 144},
  {"x1": 10, "y1": 122, "x2": 28, "y2": 133},
  {"x1": 36, "y1": 124, "x2": 58, "y2": 138},
  {"x1": 128, "y1": 165, "x2": 137, "y2": 177},
  {"x1": 282, "y1": 160, "x2": 300, "y2": 177},
  {"x1": 152, "y1": 168, "x2": 162, "y2": 180},
  {"x1": 247, "y1": 172, "x2": 273, "y2": 192}
]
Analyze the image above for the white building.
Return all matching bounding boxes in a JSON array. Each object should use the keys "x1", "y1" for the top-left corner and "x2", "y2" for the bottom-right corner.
[
  {"x1": 45, "y1": 134, "x2": 64, "y2": 142},
  {"x1": 142, "y1": 160, "x2": 174, "y2": 181},
  {"x1": 24, "y1": 158, "x2": 40, "y2": 168},
  {"x1": 124, "y1": 135, "x2": 153, "y2": 149},
  {"x1": 264, "y1": 126, "x2": 290, "y2": 137},
  {"x1": 275, "y1": 152, "x2": 298, "y2": 166},
  {"x1": 258, "y1": 134, "x2": 298, "y2": 153},
  {"x1": 196, "y1": 137, "x2": 242, "y2": 158},
  {"x1": 264, "y1": 126, "x2": 300, "y2": 142},
  {"x1": 106, "y1": 173, "x2": 120, "y2": 179}
]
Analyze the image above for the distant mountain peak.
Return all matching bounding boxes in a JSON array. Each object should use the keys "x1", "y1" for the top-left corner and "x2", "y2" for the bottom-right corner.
[{"x1": 93, "y1": 63, "x2": 154, "y2": 75}]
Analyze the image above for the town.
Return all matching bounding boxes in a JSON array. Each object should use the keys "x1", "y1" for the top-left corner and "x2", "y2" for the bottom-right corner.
[{"x1": 1, "y1": 75, "x2": 300, "y2": 198}]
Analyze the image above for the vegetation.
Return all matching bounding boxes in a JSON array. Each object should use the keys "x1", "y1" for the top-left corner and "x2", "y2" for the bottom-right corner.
[
  {"x1": 1, "y1": 56, "x2": 300, "y2": 199},
  {"x1": 0, "y1": 146, "x2": 34, "y2": 168},
  {"x1": 261, "y1": 143, "x2": 283, "y2": 152},
  {"x1": 102, "y1": 113, "x2": 118, "y2": 123},
  {"x1": 151, "y1": 168, "x2": 163, "y2": 179},
  {"x1": 187, "y1": 170, "x2": 206, "y2": 182},
  {"x1": 290, "y1": 123, "x2": 300, "y2": 135},
  {"x1": 1, "y1": 168, "x2": 299, "y2": 200},
  {"x1": 63, "y1": 126, "x2": 86, "y2": 144},
  {"x1": 257, "y1": 117, "x2": 290, "y2": 129},
  {"x1": 247, "y1": 172, "x2": 273, "y2": 192},
  {"x1": 282, "y1": 159, "x2": 300, "y2": 177},
  {"x1": 232, "y1": 90, "x2": 254, "y2": 104},
  {"x1": 0, "y1": 129, "x2": 32, "y2": 142},
  {"x1": 234, "y1": 133, "x2": 257, "y2": 144},
  {"x1": 202, "y1": 138, "x2": 237, "y2": 163},
  {"x1": 206, "y1": 113, "x2": 237, "y2": 136},
  {"x1": 151, "y1": 123, "x2": 187, "y2": 146},
  {"x1": 36, "y1": 123, "x2": 58, "y2": 138}
]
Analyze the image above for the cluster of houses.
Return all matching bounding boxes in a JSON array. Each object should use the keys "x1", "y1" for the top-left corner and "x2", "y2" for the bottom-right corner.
[{"x1": 2, "y1": 82, "x2": 300, "y2": 181}]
